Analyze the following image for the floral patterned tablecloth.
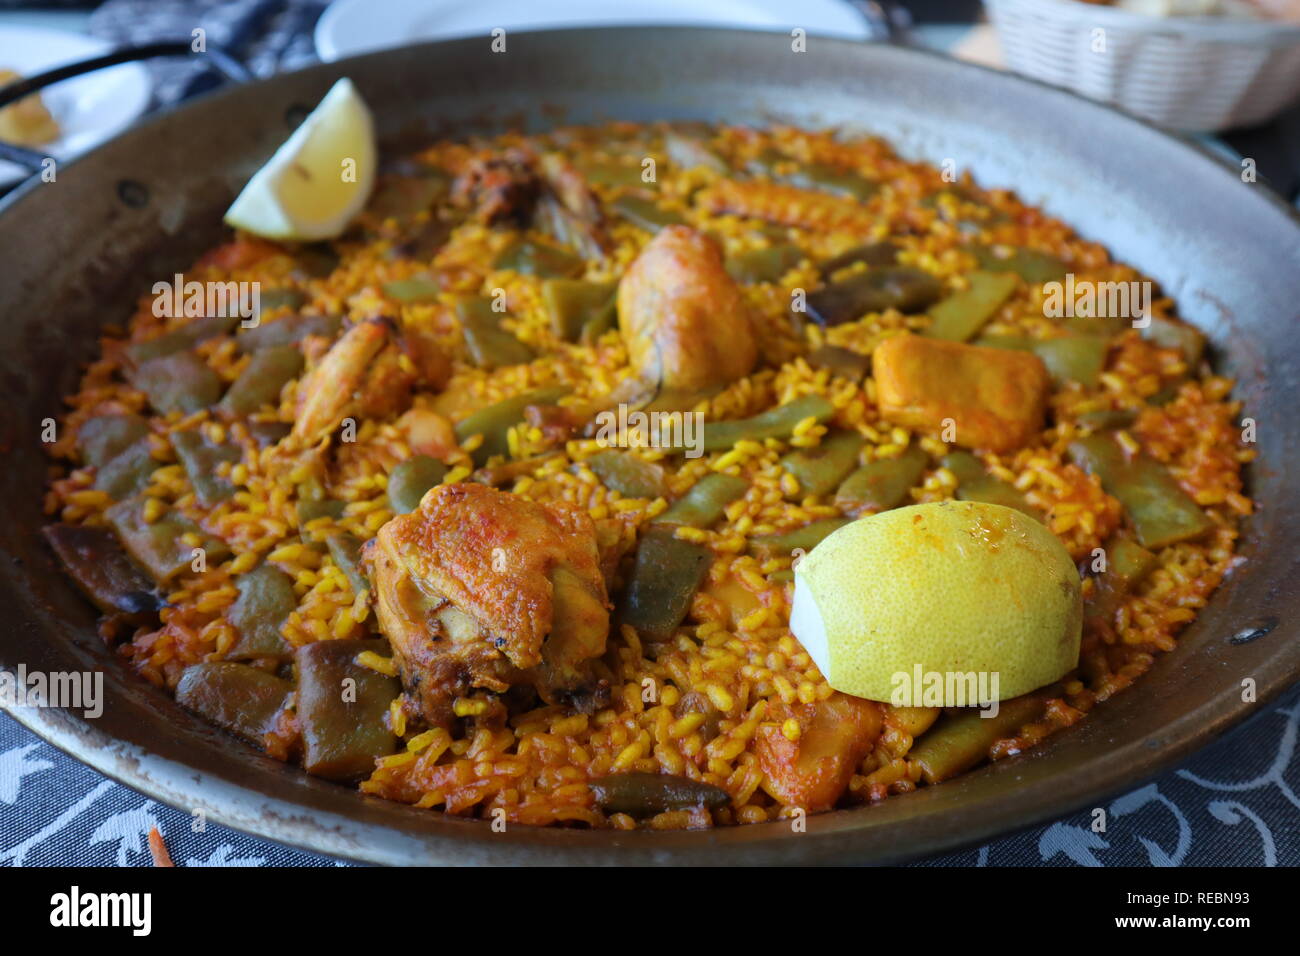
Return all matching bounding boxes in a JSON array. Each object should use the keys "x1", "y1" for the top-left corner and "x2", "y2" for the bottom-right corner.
[{"x1": 3, "y1": 684, "x2": 1297, "y2": 866}]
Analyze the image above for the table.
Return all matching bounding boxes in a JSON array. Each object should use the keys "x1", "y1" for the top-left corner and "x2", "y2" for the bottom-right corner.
[{"x1": 2, "y1": 3, "x2": 1297, "y2": 867}]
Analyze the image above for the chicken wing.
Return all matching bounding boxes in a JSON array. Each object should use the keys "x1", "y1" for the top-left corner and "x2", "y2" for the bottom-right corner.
[
  {"x1": 617, "y1": 225, "x2": 758, "y2": 393},
  {"x1": 364, "y1": 483, "x2": 611, "y2": 727}
]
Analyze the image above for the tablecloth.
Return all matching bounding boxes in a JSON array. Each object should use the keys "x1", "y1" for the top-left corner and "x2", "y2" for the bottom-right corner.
[{"x1": 4, "y1": 685, "x2": 1298, "y2": 866}]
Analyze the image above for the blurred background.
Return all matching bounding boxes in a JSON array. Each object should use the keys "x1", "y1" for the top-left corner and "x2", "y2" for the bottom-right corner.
[{"x1": 2, "y1": 0, "x2": 1299, "y2": 192}]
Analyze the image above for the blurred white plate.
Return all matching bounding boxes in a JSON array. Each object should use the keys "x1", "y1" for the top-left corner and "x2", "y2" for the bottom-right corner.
[
  {"x1": 314, "y1": 0, "x2": 871, "y2": 61},
  {"x1": 0, "y1": 26, "x2": 151, "y2": 187}
]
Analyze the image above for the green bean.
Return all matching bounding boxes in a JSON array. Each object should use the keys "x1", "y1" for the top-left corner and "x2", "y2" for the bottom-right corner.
[
  {"x1": 327, "y1": 533, "x2": 369, "y2": 596},
  {"x1": 105, "y1": 494, "x2": 230, "y2": 584},
  {"x1": 941, "y1": 451, "x2": 1042, "y2": 519},
  {"x1": 1076, "y1": 408, "x2": 1136, "y2": 431},
  {"x1": 749, "y1": 518, "x2": 852, "y2": 556},
  {"x1": 579, "y1": 158, "x2": 647, "y2": 188},
  {"x1": 171, "y1": 428, "x2": 240, "y2": 508},
  {"x1": 367, "y1": 166, "x2": 449, "y2": 222},
  {"x1": 175, "y1": 662, "x2": 292, "y2": 746},
  {"x1": 42, "y1": 523, "x2": 163, "y2": 625},
  {"x1": 779, "y1": 430, "x2": 865, "y2": 498},
  {"x1": 296, "y1": 638, "x2": 399, "y2": 782},
  {"x1": 296, "y1": 243, "x2": 341, "y2": 278},
  {"x1": 911, "y1": 693, "x2": 1049, "y2": 784},
  {"x1": 1085, "y1": 535, "x2": 1158, "y2": 636},
  {"x1": 455, "y1": 296, "x2": 535, "y2": 369},
  {"x1": 696, "y1": 394, "x2": 835, "y2": 454},
  {"x1": 541, "y1": 279, "x2": 617, "y2": 342},
  {"x1": 972, "y1": 245, "x2": 1067, "y2": 284},
  {"x1": 664, "y1": 130, "x2": 728, "y2": 173},
  {"x1": 494, "y1": 239, "x2": 584, "y2": 278},
  {"x1": 93, "y1": 438, "x2": 158, "y2": 500},
  {"x1": 750, "y1": 150, "x2": 879, "y2": 200},
  {"x1": 238, "y1": 312, "x2": 341, "y2": 352},
  {"x1": 227, "y1": 563, "x2": 296, "y2": 660},
  {"x1": 585, "y1": 449, "x2": 667, "y2": 499},
  {"x1": 590, "y1": 772, "x2": 730, "y2": 817},
  {"x1": 296, "y1": 497, "x2": 345, "y2": 525},
  {"x1": 1068, "y1": 433, "x2": 1212, "y2": 549},
  {"x1": 620, "y1": 526, "x2": 713, "y2": 642},
  {"x1": 256, "y1": 287, "x2": 306, "y2": 316},
  {"x1": 132, "y1": 351, "x2": 223, "y2": 415},
  {"x1": 125, "y1": 315, "x2": 238, "y2": 365},
  {"x1": 454, "y1": 386, "x2": 570, "y2": 466},
  {"x1": 820, "y1": 241, "x2": 898, "y2": 277},
  {"x1": 653, "y1": 474, "x2": 749, "y2": 528},
  {"x1": 724, "y1": 244, "x2": 804, "y2": 284},
  {"x1": 786, "y1": 162, "x2": 879, "y2": 200},
  {"x1": 805, "y1": 345, "x2": 871, "y2": 382},
  {"x1": 1142, "y1": 315, "x2": 1206, "y2": 366},
  {"x1": 77, "y1": 414, "x2": 148, "y2": 469},
  {"x1": 388, "y1": 217, "x2": 454, "y2": 262},
  {"x1": 534, "y1": 194, "x2": 606, "y2": 261},
  {"x1": 218, "y1": 344, "x2": 304, "y2": 417},
  {"x1": 925, "y1": 271, "x2": 1019, "y2": 341},
  {"x1": 836, "y1": 445, "x2": 928, "y2": 512},
  {"x1": 806, "y1": 267, "x2": 944, "y2": 326},
  {"x1": 1110, "y1": 535, "x2": 1158, "y2": 582},
  {"x1": 977, "y1": 334, "x2": 1110, "y2": 387},
  {"x1": 1034, "y1": 336, "x2": 1109, "y2": 387},
  {"x1": 610, "y1": 194, "x2": 685, "y2": 232},
  {"x1": 382, "y1": 275, "x2": 442, "y2": 302},
  {"x1": 388, "y1": 455, "x2": 449, "y2": 514}
]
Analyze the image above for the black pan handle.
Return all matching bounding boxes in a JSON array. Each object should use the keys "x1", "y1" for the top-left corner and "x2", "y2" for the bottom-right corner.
[
  {"x1": 846, "y1": 0, "x2": 914, "y2": 44},
  {"x1": 0, "y1": 40, "x2": 251, "y2": 174}
]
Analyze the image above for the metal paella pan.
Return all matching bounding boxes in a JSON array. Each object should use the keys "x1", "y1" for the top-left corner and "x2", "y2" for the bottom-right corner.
[{"x1": 0, "y1": 27, "x2": 1297, "y2": 865}]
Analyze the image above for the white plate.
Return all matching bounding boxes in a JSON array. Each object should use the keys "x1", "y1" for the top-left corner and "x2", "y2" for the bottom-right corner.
[
  {"x1": 0, "y1": 26, "x2": 151, "y2": 187},
  {"x1": 314, "y1": 0, "x2": 871, "y2": 61}
]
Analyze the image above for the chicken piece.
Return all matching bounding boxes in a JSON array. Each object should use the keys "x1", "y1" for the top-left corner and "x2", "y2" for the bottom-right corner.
[
  {"x1": 363, "y1": 483, "x2": 611, "y2": 727},
  {"x1": 290, "y1": 318, "x2": 417, "y2": 446},
  {"x1": 756, "y1": 694, "x2": 882, "y2": 812},
  {"x1": 697, "y1": 179, "x2": 877, "y2": 233},
  {"x1": 617, "y1": 226, "x2": 758, "y2": 393},
  {"x1": 872, "y1": 334, "x2": 1050, "y2": 453},
  {"x1": 536, "y1": 153, "x2": 610, "y2": 258},
  {"x1": 450, "y1": 147, "x2": 540, "y2": 225},
  {"x1": 396, "y1": 406, "x2": 457, "y2": 459}
]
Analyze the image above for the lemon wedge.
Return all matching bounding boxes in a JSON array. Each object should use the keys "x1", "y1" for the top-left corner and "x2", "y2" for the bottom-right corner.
[
  {"x1": 224, "y1": 77, "x2": 376, "y2": 241},
  {"x1": 790, "y1": 500, "x2": 1081, "y2": 705}
]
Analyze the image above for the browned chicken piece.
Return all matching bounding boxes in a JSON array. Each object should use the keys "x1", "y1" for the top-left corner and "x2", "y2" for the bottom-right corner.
[
  {"x1": 536, "y1": 153, "x2": 610, "y2": 257},
  {"x1": 756, "y1": 694, "x2": 882, "y2": 812},
  {"x1": 872, "y1": 334, "x2": 1050, "y2": 453},
  {"x1": 617, "y1": 225, "x2": 758, "y2": 393},
  {"x1": 697, "y1": 179, "x2": 877, "y2": 233},
  {"x1": 451, "y1": 147, "x2": 540, "y2": 225},
  {"x1": 363, "y1": 483, "x2": 612, "y2": 727},
  {"x1": 290, "y1": 318, "x2": 451, "y2": 447}
]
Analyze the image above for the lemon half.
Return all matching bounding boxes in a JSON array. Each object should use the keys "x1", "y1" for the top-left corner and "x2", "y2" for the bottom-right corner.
[
  {"x1": 224, "y1": 77, "x2": 376, "y2": 241},
  {"x1": 790, "y1": 500, "x2": 1081, "y2": 704}
]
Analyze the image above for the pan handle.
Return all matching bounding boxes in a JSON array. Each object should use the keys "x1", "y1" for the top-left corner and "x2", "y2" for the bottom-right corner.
[
  {"x1": 0, "y1": 40, "x2": 251, "y2": 175},
  {"x1": 846, "y1": 0, "x2": 914, "y2": 44}
]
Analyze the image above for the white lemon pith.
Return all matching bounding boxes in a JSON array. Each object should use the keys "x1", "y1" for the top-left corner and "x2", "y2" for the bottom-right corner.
[
  {"x1": 790, "y1": 500, "x2": 1082, "y2": 703},
  {"x1": 224, "y1": 77, "x2": 376, "y2": 241}
]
